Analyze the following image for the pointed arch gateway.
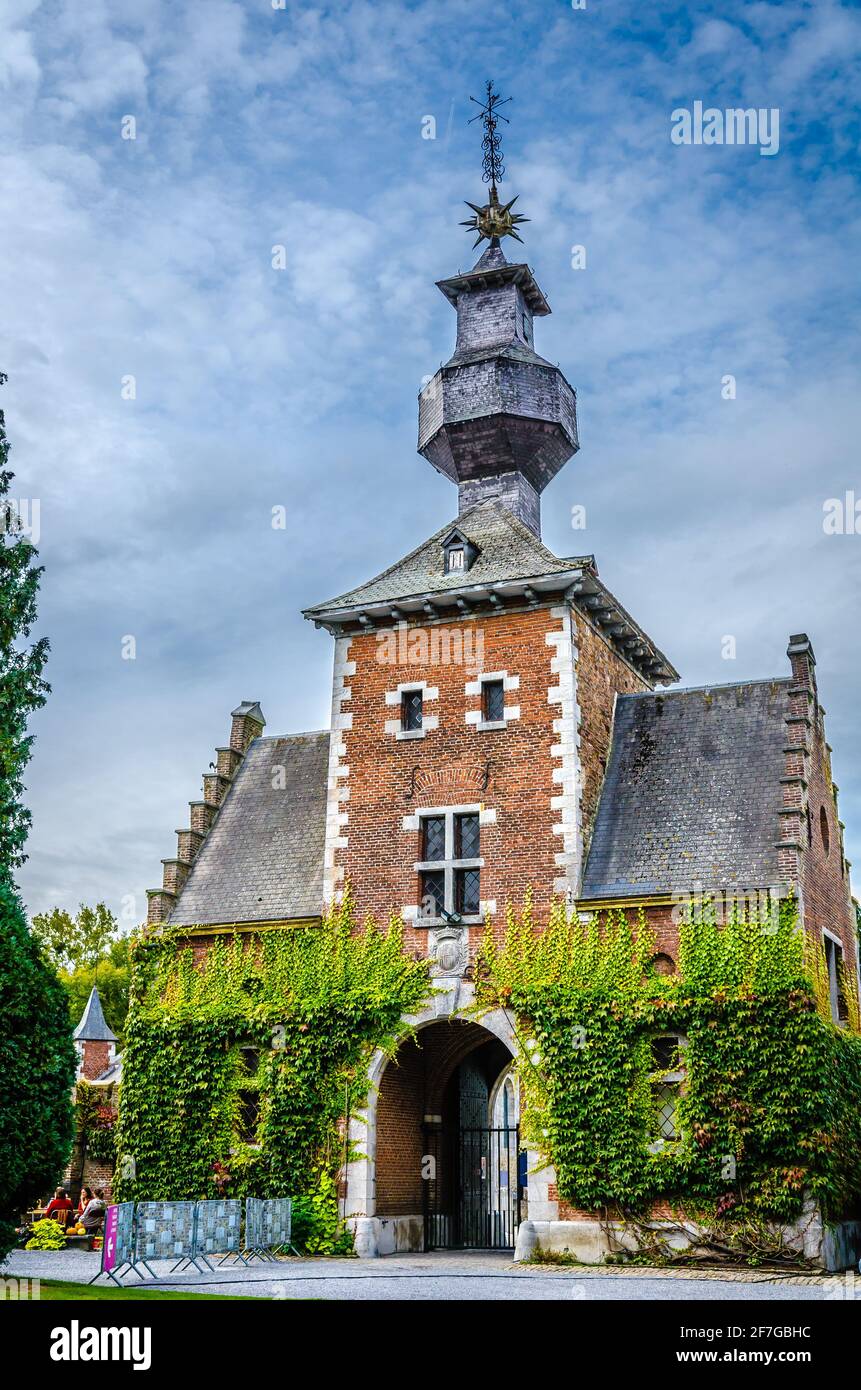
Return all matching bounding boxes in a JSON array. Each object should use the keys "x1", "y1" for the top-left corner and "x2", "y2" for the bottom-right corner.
[{"x1": 343, "y1": 1002, "x2": 539, "y2": 1254}]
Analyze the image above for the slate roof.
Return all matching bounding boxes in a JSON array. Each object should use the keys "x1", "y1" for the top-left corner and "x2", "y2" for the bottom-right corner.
[
  {"x1": 304, "y1": 500, "x2": 592, "y2": 615},
  {"x1": 73, "y1": 986, "x2": 117, "y2": 1043},
  {"x1": 169, "y1": 731, "x2": 330, "y2": 926},
  {"x1": 580, "y1": 678, "x2": 791, "y2": 901},
  {"x1": 93, "y1": 1055, "x2": 123, "y2": 1085}
]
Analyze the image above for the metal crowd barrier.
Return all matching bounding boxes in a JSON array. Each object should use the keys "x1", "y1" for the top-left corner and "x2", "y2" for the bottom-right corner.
[
  {"x1": 88, "y1": 1201, "x2": 139, "y2": 1286},
  {"x1": 136, "y1": 1199, "x2": 199, "y2": 1276},
  {"x1": 192, "y1": 1198, "x2": 246, "y2": 1269},
  {"x1": 90, "y1": 1196, "x2": 296, "y2": 1283},
  {"x1": 244, "y1": 1196, "x2": 297, "y2": 1261}
]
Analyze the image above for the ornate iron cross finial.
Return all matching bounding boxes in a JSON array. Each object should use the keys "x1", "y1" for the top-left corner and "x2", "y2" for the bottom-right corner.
[
  {"x1": 469, "y1": 79, "x2": 510, "y2": 191},
  {"x1": 461, "y1": 80, "x2": 530, "y2": 249}
]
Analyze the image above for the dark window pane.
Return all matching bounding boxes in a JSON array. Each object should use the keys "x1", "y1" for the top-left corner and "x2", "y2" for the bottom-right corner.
[
  {"x1": 483, "y1": 680, "x2": 505, "y2": 722},
  {"x1": 455, "y1": 813, "x2": 480, "y2": 860},
  {"x1": 651, "y1": 1036, "x2": 679, "y2": 1072},
  {"x1": 455, "y1": 868, "x2": 481, "y2": 916},
  {"x1": 240, "y1": 1048, "x2": 260, "y2": 1077},
  {"x1": 236, "y1": 1048, "x2": 260, "y2": 1144},
  {"x1": 402, "y1": 689, "x2": 423, "y2": 731},
  {"x1": 237, "y1": 1090, "x2": 260, "y2": 1144},
  {"x1": 653, "y1": 1083, "x2": 680, "y2": 1140},
  {"x1": 422, "y1": 815, "x2": 446, "y2": 861},
  {"x1": 420, "y1": 870, "x2": 445, "y2": 919}
]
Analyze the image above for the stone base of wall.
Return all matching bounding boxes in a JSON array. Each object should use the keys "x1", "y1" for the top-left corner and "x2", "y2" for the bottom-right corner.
[
  {"x1": 349, "y1": 1215, "x2": 424, "y2": 1257},
  {"x1": 822, "y1": 1220, "x2": 861, "y2": 1272},
  {"x1": 514, "y1": 1213, "x2": 861, "y2": 1273},
  {"x1": 348, "y1": 1210, "x2": 861, "y2": 1270}
]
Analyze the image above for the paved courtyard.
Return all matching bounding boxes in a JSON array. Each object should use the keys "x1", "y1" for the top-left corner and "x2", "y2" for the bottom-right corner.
[{"x1": 3, "y1": 1248, "x2": 856, "y2": 1300}]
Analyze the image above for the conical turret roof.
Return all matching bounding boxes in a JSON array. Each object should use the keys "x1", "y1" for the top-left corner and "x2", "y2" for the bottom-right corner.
[{"x1": 73, "y1": 986, "x2": 117, "y2": 1043}]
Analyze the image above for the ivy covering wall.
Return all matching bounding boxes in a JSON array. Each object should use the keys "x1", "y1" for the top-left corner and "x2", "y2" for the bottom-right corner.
[
  {"x1": 476, "y1": 899, "x2": 861, "y2": 1233},
  {"x1": 116, "y1": 887, "x2": 861, "y2": 1258},
  {"x1": 114, "y1": 894, "x2": 430, "y2": 1244}
]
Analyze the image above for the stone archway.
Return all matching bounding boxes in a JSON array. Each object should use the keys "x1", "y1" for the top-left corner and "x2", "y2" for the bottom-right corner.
[{"x1": 344, "y1": 988, "x2": 556, "y2": 1256}]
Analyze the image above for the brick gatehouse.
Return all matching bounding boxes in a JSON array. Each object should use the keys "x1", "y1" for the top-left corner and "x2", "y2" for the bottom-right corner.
[{"x1": 145, "y1": 158, "x2": 859, "y2": 1262}]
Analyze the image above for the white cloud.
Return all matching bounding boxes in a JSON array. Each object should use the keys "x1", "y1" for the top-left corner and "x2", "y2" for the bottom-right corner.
[{"x1": 0, "y1": 0, "x2": 859, "y2": 915}]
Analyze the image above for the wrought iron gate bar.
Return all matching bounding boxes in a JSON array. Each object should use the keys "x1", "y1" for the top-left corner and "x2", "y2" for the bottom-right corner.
[{"x1": 423, "y1": 1124, "x2": 520, "y2": 1251}]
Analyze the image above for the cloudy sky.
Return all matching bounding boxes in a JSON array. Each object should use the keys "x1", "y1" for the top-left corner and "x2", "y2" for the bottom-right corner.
[{"x1": 1, "y1": 0, "x2": 859, "y2": 925}]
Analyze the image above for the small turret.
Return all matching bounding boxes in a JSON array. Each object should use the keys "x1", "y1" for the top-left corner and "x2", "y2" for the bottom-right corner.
[{"x1": 73, "y1": 986, "x2": 117, "y2": 1080}]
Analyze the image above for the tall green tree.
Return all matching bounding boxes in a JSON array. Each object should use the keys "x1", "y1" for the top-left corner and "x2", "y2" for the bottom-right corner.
[
  {"x1": 0, "y1": 374, "x2": 76, "y2": 1258},
  {"x1": 32, "y1": 901, "x2": 118, "y2": 972}
]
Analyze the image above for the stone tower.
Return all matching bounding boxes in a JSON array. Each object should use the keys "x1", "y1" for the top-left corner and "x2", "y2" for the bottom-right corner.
[{"x1": 417, "y1": 240, "x2": 579, "y2": 538}]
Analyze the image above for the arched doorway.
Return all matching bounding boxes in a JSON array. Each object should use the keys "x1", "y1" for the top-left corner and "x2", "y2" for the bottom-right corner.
[{"x1": 372, "y1": 1018, "x2": 521, "y2": 1251}]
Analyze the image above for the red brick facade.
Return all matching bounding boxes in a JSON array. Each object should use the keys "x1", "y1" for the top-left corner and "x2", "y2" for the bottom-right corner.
[
  {"x1": 326, "y1": 601, "x2": 654, "y2": 958},
  {"x1": 573, "y1": 611, "x2": 649, "y2": 860},
  {"x1": 335, "y1": 606, "x2": 565, "y2": 948},
  {"x1": 78, "y1": 1040, "x2": 112, "y2": 1082}
]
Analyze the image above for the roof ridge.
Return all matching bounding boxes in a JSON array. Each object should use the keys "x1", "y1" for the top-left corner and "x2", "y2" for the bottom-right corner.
[
  {"x1": 255, "y1": 729, "x2": 330, "y2": 743},
  {"x1": 621, "y1": 676, "x2": 791, "y2": 700}
]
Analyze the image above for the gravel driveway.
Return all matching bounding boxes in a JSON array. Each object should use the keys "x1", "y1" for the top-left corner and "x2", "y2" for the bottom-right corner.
[{"x1": 3, "y1": 1248, "x2": 855, "y2": 1301}]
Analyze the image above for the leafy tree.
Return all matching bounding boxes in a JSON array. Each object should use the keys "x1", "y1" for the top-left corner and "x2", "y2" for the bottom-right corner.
[
  {"x1": 0, "y1": 374, "x2": 76, "y2": 1258},
  {"x1": 32, "y1": 900, "x2": 119, "y2": 972},
  {"x1": 60, "y1": 935, "x2": 131, "y2": 1044},
  {"x1": 0, "y1": 374, "x2": 49, "y2": 879}
]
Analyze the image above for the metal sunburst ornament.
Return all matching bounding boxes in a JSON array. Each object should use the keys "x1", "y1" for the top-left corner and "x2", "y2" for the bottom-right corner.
[{"x1": 460, "y1": 80, "x2": 530, "y2": 249}]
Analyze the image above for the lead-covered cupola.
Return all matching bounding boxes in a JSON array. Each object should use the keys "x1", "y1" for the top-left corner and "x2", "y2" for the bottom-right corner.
[{"x1": 417, "y1": 82, "x2": 579, "y2": 539}]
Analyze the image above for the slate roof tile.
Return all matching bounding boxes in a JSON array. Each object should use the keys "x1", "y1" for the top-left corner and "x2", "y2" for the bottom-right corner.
[
  {"x1": 304, "y1": 500, "x2": 591, "y2": 614},
  {"x1": 169, "y1": 731, "x2": 330, "y2": 926},
  {"x1": 580, "y1": 678, "x2": 791, "y2": 900}
]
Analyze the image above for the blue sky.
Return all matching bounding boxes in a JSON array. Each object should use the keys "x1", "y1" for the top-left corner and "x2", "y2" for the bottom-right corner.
[{"x1": 1, "y1": 0, "x2": 859, "y2": 924}]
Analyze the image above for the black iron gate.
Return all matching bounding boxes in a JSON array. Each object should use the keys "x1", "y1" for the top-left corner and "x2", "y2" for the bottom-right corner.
[{"x1": 424, "y1": 1125, "x2": 521, "y2": 1250}]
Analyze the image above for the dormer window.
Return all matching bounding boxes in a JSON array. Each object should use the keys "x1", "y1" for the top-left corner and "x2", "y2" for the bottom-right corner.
[
  {"x1": 442, "y1": 528, "x2": 478, "y2": 575},
  {"x1": 522, "y1": 312, "x2": 531, "y2": 343}
]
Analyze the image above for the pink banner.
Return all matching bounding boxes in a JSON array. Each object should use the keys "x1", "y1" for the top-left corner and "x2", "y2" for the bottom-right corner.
[{"x1": 102, "y1": 1204, "x2": 119, "y2": 1272}]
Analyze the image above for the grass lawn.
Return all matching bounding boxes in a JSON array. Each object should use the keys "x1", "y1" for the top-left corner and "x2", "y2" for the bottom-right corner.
[{"x1": 20, "y1": 1278, "x2": 266, "y2": 1301}]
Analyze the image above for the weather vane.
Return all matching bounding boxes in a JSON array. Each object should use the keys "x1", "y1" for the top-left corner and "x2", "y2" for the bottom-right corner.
[{"x1": 461, "y1": 80, "x2": 530, "y2": 249}]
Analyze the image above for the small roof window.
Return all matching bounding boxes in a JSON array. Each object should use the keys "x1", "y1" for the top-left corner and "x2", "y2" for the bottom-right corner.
[{"x1": 442, "y1": 528, "x2": 478, "y2": 575}]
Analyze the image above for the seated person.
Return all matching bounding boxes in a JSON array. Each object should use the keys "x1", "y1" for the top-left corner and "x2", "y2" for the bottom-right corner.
[
  {"x1": 80, "y1": 1189, "x2": 107, "y2": 1233},
  {"x1": 44, "y1": 1188, "x2": 74, "y2": 1223},
  {"x1": 77, "y1": 1186, "x2": 94, "y2": 1216}
]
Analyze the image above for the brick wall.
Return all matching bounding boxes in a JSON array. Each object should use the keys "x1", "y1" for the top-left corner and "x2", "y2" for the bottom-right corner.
[
  {"x1": 801, "y1": 704, "x2": 858, "y2": 972},
  {"x1": 79, "y1": 1041, "x2": 112, "y2": 1081},
  {"x1": 573, "y1": 611, "x2": 649, "y2": 857},
  {"x1": 375, "y1": 1036, "x2": 425, "y2": 1216},
  {"x1": 335, "y1": 605, "x2": 573, "y2": 950}
]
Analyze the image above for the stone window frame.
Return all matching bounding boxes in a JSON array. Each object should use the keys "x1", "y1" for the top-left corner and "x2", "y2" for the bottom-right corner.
[
  {"x1": 646, "y1": 1031, "x2": 688, "y2": 1152},
  {"x1": 464, "y1": 671, "x2": 520, "y2": 732},
  {"x1": 384, "y1": 680, "x2": 439, "y2": 741},
  {"x1": 823, "y1": 928, "x2": 848, "y2": 1026},
  {"x1": 401, "y1": 803, "x2": 496, "y2": 927}
]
